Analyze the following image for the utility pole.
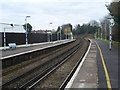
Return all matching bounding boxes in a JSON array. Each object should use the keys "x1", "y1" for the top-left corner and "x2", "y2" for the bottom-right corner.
[{"x1": 25, "y1": 16, "x2": 30, "y2": 47}]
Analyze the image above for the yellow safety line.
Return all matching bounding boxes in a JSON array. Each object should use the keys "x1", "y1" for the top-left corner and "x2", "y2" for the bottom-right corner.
[{"x1": 95, "y1": 41, "x2": 112, "y2": 90}]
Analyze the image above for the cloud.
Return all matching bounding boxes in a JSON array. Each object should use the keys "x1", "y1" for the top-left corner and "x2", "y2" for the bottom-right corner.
[
  {"x1": 0, "y1": 0, "x2": 112, "y2": 31},
  {"x1": 1, "y1": 0, "x2": 112, "y2": 3}
]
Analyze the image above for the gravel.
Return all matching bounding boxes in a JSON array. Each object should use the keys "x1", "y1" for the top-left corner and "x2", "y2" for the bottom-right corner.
[
  {"x1": 2, "y1": 40, "x2": 79, "y2": 85},
  {"x1": 34, "y1": 38, "x2": 89, "y2": 88}
]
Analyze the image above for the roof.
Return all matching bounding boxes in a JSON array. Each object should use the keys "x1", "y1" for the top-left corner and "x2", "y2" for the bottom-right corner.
[{"x1": 0, "y1": 24, "x2": 26, "y2": 33}]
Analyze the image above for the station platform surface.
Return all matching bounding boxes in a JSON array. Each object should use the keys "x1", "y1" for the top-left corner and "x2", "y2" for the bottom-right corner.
[
  {"x1": 96, "y1": 40, "x2": 119, "y2": 89},
  {"x1": 1, "y1": 39, "x2": 74, "y2": 59},
  {"x1": 66, "y1": 39, "x2": 119, "y2": 89}
]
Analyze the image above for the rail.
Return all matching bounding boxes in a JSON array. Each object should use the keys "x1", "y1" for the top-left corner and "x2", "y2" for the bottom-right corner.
[{"x1": 2, "y1": 39, "x2": 80, "y2": 89}]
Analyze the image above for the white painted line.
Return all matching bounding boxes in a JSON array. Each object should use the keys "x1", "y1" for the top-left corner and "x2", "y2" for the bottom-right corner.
[
  {"x1": 1, "y1": 40, "x2": 75, "y2": 60},
  {"x1": 1, "y1": 45, "x2": 53, "y2": 60},
  {"x1": 65, "y1": 39, "x2": 92, "y2": 88},
  {"x1": 0, "y1": 39, "x2": 75, "y2": 50}
]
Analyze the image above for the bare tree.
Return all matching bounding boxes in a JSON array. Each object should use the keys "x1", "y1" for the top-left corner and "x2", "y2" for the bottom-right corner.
[{"x1": 100, "y1": 16, "x2": 111, "y2": 40}]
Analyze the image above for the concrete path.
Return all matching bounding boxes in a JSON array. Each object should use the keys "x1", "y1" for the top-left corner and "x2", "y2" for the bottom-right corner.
[
  {"x1": 66, "y1": 40, "x2": 98, "y2": 88},
  {"x1": 96, "y1": 40, "x2": 119, "y2": 89},
  {"x1": 65, "y1": 39, "x2": 119, "y2": 89},
  {"x1": 1, "y1": 39, "x2": 74, "y2": 58}
]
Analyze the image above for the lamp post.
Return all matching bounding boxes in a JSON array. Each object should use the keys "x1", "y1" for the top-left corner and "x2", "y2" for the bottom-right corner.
[
  {"x1": 101, "y1": 27, "x2": 102, "y2": 40},
  {"x1": 109, "y1": 25, "x2": 112, "y2": 50},
  {"x1": 49, "y1": 22, "x2": 52, "y2": 42},
  {"x1": 60, "y1": 26, "x2": 62, "y2": 40},
  {"x1": 0, "y1": 23, "x2": 23, "y2": 50},
  {"x1": 107, "y1": 17, "x2": 114, "y2": 50},
  {"x1": 3, "y1": 24, "x2": 14, "y2": 50},
  {"x1": 3, "y1": 27, "x2": 6, "y2": 50},
  {"x1": 25, "y1": 16, "x2": 30, "y2": 47}
]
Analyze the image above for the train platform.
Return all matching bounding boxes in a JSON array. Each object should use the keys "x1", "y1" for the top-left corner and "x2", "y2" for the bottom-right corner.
[
  {"x1": 66, "y1": 39, "x2": 119, "y2": 89},
  {"x1": 96, "y1": 40, "x2": 119, "y2": 88},
  {"x1": 1, "y1": 39, "x2": 75, "y2": 59},
  {"x1": 66, "y1": 40, "x2": 98, "y2": 88}
]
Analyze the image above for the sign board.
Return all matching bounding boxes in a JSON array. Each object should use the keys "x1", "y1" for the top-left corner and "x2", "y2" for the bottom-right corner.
[{"x1": 64, "y1": 28, "x2": 72, "y2": 35}]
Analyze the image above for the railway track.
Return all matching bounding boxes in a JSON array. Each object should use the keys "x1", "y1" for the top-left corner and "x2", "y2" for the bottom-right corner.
[
  {"x1": 59, "y1": 39, "x2": 90, "y2": 90},
  {"x1": 28, "y1": 38, "x2": 89, "y2": 89},
  {"x1": 3, "y1": 41, "x2": 75, "y2": 76},
  {"x1": 2, "y1": 40, "x2": 76, "y2": 83},
  {"x1": 2, "y1": 38, "x2": 85, "y2": 89}
]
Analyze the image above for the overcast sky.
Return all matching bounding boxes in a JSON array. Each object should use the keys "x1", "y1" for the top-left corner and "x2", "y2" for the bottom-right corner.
[{"x1": 0, "y1": 0, "x2": 112, "y2": 31}]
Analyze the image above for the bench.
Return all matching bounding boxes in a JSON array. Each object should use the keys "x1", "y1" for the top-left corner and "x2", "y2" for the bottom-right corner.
[{"x1": 8, "y1": 43, "x2": 16, "y2": 49}]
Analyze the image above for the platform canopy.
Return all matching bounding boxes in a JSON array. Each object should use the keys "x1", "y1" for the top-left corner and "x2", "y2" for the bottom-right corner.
[{"x1": 0, "y1": 23, "x2": 26, "y2": 33}]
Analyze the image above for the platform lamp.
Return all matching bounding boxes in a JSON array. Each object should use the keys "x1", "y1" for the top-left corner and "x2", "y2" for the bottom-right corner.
[
  {"x1": 25, "y1": 16, "x2": 30, "y2": 47},
  {"x1": 107, "y1": 17, "x2": 114, "y2": 50},
  {"x1": 3, "y1": 23, "x2": 14, "y2": 50},
  {"x1": 49, "y1": 22, "x2": 53, "y2": 42},
  {"x1": 60, "y1": 26, "x2": 62, "y2": 40}
]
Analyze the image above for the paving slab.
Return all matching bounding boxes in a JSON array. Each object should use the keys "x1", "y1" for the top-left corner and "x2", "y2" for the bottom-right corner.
[
  {"x1": 66, "y1": 40, "x2": 98, "y2": 88},
  {"x1": 96, "y1": 40, "x2": 119, "y2": 88},
  {"x1": 1, "y1": 39, "x2": 75, "y2": 58}
]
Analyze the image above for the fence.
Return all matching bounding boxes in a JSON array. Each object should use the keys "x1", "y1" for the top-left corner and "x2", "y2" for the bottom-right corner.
[{"x1": 0, "y1": 32, "x2": 66, "y2": 47}]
